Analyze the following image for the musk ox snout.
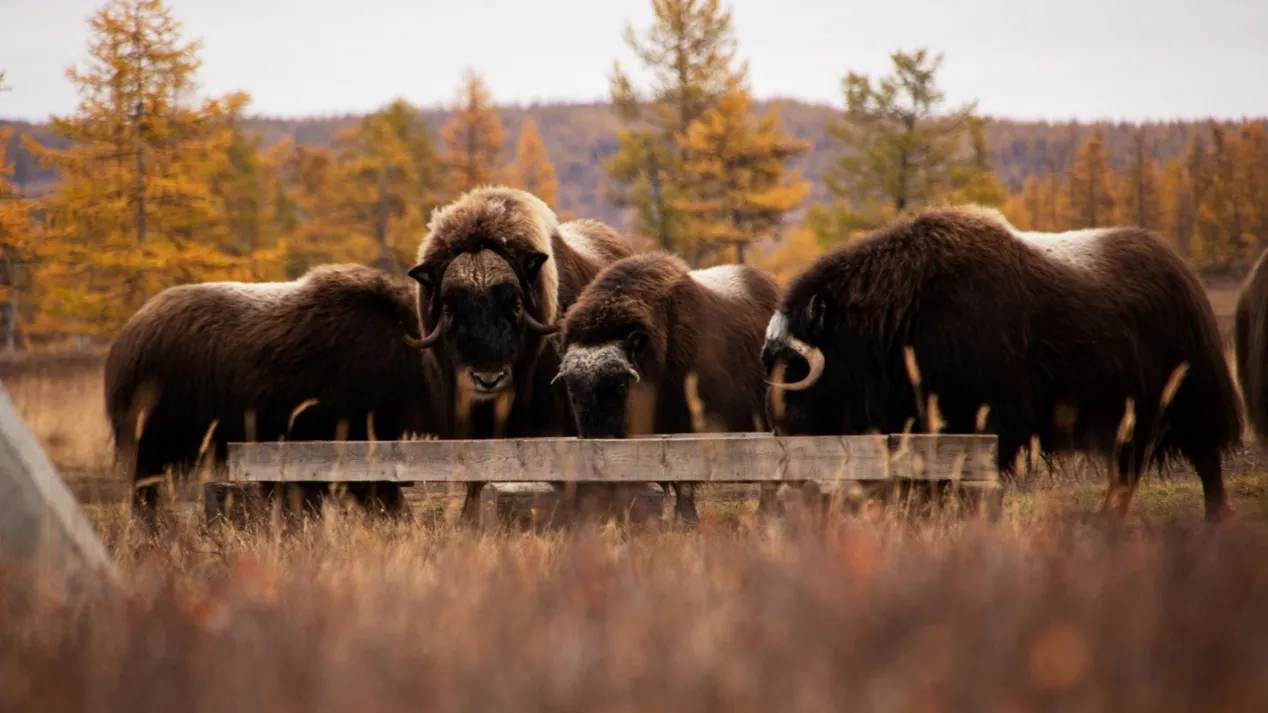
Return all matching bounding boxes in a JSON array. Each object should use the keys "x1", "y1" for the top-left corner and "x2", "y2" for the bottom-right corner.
[{"x1": 554, "y1": 342, "x2": 640, "y2": 438}]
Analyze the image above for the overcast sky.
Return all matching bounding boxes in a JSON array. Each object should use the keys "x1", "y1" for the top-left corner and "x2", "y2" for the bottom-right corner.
[{"x1": 2, "y1": 0, "x2": 1265, "y2": 123}]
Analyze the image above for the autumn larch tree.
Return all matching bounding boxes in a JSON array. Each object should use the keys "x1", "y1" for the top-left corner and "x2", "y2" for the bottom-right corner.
[
  {"x1": 1113, "y1": 129, "x2": 1162, "y2": 231},
  {"x1": 439, "y1": 70, "x2": 508, "y2": 197},
  {"x1": 335, "y1": 98, "x2": 445, "y2": 272},
  {"x1": 606, "y1": 0, "x2": 745, "y2": 253},
  {"x1": 674, "y1": 77, "x2": 810, "y2": 265},
  {"x1": 511, "y1": 116, "x2": 559, "y2": 208},
  {"x1": 23, "y1": 0, "x2": 252, "y2": 338},
  {"x1": 821, "y1": 48, "x2": 982, "y2": 241},
  {"x1": 1063, "y1": 133, "x2": 1116, "y2": 229},
  {"x1": 0, "y1": 71, "x2": 37, "y2": 349}
]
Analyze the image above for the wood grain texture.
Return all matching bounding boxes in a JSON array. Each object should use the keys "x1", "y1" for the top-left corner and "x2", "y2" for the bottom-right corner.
[{"x1": 226, "y1": 433, "x2": 999, "y2": 484}]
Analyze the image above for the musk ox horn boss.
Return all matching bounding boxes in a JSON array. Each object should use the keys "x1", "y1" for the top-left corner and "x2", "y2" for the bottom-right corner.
[{"x1": 763, "y1": 205, "x2": 1242, "y2": 522}]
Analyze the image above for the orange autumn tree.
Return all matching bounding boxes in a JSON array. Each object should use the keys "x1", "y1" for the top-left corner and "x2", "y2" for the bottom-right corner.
[
  {"x1": 0, "y1": 71, "x2": 39, "y2": 349},
  {"x1": 440, "y1": 70, "x2": 508, "y2": 197},
  {"x1": 24, "y1": 0, "x2": 254, "y2": 338},
  {"x1": 331, "y1": 99, "x2": 446, "y2": 273},
  {"x1": 511, "y1": 116, "x2": 559, "y2": 208},
  {"x1": 675, "y1": 76, "x2": 811, "y2": 266}
]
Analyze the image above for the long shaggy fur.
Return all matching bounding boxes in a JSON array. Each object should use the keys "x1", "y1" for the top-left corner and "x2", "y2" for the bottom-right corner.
[
  {"x1": 410, "y1": 186, "x2": 634, "y2": 521},
  {"x1": 763, "y1": 205, "x2": 1241, "y2": 521},
  {"x1": 555, "y1": 252, "x2": 784, "y2": 521},
  {"x1": 1235, "y1": 248, "x2": 1268, "y2": 440},
  {"x1": 105, "y1": 264, "x2": 450, "y2": 523}
]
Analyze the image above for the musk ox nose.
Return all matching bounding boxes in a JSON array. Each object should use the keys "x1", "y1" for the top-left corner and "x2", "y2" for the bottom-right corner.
[{"x1": 470, "y1": 368, "x2": 510, "y2": 392}]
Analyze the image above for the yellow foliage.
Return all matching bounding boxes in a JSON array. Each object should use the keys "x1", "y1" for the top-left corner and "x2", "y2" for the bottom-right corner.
[
  {"x1": 22, "y1": 0, "x2": 256, "y2": 338},
  {"x1": 440, "y1": 70, "x2": 508, "y2": 197},
  {"x1": 1064, "y1": 133, "x2": 1116, "y2": 228},
  {"x1": 675, "y1": 79, "x2": 811, "y2": 266},
  {"x1": 511, "y1": 117, "x2": 559, "y2": 208}
]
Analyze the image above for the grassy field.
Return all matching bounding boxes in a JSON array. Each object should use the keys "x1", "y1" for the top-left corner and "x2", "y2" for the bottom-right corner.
[{"x1": 4, "y1": 289, "x2": 1268, "y2": 711}]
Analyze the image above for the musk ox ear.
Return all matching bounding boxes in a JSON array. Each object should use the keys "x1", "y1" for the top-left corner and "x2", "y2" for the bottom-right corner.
[
  {"x1": 807, "y1": 293, "x2": 829, "y2": 335},
  {"x1": 522, "y1": 251, "x2": 550, "y2": 283},
  {"x1": 407, "y1": 261, "x2": 438, "y2": 296}
]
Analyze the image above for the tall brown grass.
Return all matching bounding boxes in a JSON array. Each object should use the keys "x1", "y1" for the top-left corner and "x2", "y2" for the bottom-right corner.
[
  {"x1": 0, "y1": 351, "x2": 113, "y2": 474},
  {"x1": 3, "y1": 510, "x2": 1268, "y2": 712}
]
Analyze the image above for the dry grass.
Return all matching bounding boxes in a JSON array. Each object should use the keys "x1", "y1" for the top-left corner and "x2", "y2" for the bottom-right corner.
[
  {"x1": 4, "y1": 328, "x2": 1268, "y2": 711},
  {"x1": 0, "y1": 350, "x2": 113, "y2": 475},
  {"x1": 4, "y1": 507, "x2": 1268, "y2": 712}
]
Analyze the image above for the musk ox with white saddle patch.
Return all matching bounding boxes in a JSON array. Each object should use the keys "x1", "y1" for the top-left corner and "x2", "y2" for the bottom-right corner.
[
  {"x1": 551, "y1": 251, "x2": 783, "y2": 523},
  {"x1": 105, "y1": 264, "x2": 451, "y2": 528},
  {"x1": 763, "y1": 205, "x2": 1241, "y2": 522}
]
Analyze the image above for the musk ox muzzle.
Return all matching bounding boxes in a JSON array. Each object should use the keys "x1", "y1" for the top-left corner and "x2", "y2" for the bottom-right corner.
[{"x1": 763, "y1": 311, "x2": 825, "y2": 392}]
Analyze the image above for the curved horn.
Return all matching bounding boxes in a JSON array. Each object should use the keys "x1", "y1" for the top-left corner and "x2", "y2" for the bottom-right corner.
[
  {"x1": 404, "y1": 317, "x2": 446, "y2": 350},
  {"x1": 523, "y1": 310, "x2": 560, "y2": 335},
  {"x1": 768, "y1": 335, "x2": 825, "y2": 392},
  {"x1": 626, "y1": 365, "x2": 641, "y2": 383}
]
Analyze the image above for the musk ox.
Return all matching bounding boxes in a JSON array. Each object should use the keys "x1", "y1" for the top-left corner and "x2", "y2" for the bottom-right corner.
[
  {"x1": 762, "y1": 205, "x2": 1242, "y2": 522},
  {"x1": 550, "y1": 252, "x2": 784, "y2": 523},
  {"x1": 106, "y1": 264, "x2": 451, "y2": 526},
  {"x1": 406, "y1": 185, "x2": 634, "y2": 521},
  {"x1": 1235, "y1": 248, "x2": 1268, "y2": 441}
]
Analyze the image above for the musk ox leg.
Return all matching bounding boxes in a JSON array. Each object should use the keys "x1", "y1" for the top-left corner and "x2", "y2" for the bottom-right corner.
[
  {"x1": 459, "y1": 482, "x2": 485, "y2": 525},
  {"x1": 1187, "y1": 447, "x2": 1233, "y2": 523}
]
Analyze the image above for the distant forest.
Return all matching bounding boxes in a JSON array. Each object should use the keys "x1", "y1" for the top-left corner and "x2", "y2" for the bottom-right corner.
[{"x1": 5, "y1": 102, "x2": 1259, "y2": 232}]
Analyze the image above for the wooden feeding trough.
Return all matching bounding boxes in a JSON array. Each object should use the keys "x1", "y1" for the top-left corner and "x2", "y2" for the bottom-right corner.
[{"x1": 207, "y1": 432, "x2": 1002, "y2": 528}]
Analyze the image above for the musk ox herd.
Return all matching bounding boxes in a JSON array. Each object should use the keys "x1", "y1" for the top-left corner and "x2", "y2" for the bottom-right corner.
[{"x1": 107, "y1": 184, "x2": 1268, "y2": 529}]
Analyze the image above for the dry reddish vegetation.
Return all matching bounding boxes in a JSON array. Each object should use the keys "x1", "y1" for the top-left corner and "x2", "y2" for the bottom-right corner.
[
  {"x1": 3, "y1": 515, "x2": 1268, "y2": 713},
  {"x1": 3, "y1": 333, "x2": 1268, "y2": 712}
]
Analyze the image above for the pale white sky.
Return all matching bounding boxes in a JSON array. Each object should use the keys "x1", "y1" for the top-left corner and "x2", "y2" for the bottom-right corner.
[{"x1": 1, "y1": 0, "x2": 1265, "y2": 123}]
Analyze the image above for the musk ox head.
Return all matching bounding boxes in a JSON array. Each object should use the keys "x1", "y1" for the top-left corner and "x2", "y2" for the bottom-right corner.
[
  {"x1": 761, "y1": 297, "x2": 828, "y2": 434},
  {"x1": 551, "y1": 332, "x2": 648, "y2": 438},
  {"x1": 407, "y1": 186, "x2": 561, "y2": 401}
]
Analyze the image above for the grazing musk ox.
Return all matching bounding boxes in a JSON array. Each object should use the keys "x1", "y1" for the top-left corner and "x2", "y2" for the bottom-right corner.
[
  {"x1": 406, "y1": 185, "x2": 634, "y2": 521},
  {"x1": 550, "y1": 252, "x2": 783, "y2": 523},
  {"x1": 105, "y1": 264, "x2": 451, "y2": 526},
  {"x1": 1234, "y1": 247, "x2": 1268, "y2": 442},
  {"x1": 763, "y1": 205, "x2": 1242, "y2": 522}
]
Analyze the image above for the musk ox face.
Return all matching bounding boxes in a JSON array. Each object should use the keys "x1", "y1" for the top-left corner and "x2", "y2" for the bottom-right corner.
[
  {"x1": 761, "y1": 296, "x2": 830, "y2": 434},
  {"x1": 408, "y1": 247, "x2": 556, "y2": 401},
  {"x1": 552, "y1": 330, "x2": 647, "y2": 438}
]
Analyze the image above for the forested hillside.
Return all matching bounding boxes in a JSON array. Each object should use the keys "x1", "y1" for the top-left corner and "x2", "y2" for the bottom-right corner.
[{"x1": 5, "y1": 105, "x2": 1258, "y2": 230}]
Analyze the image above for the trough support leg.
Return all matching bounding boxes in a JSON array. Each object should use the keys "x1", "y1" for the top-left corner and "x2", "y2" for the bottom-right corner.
[
  {"x1": 346, "y1": 482, "x2": 410, "y2": 521},
  {"x1": 665, "y1": 481, "x2": 699, "y2": 527},
  {"x1": 755, "y1": 483, "x2": 784, "y2": 518}
]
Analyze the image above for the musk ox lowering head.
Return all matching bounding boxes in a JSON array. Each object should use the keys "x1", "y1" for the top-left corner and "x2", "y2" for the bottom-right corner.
[
  {"x1": 762, "y1": 205, "x2": 1242, "y2": 522},
  {"x1": 551, "y1": 253, "x2": 684, "y2": 438},
  {"x1": 408, "y1": 186, "x2": 564, "y2": 401}
]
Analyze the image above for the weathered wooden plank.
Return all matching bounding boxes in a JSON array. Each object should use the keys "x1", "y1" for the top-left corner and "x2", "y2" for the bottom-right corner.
[
  {"x1": 227, "y1": 432, "x2": 999, "y2": 484},
  {"x1": 0, "y1": 383, "x2": 118, "y2": 587}
]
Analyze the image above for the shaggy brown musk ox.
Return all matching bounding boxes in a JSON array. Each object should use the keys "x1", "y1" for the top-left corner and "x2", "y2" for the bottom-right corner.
[
  {"x1": 105, "y1": 264, "x2": 450, "y2": 527},
  {"x1": 550, "y1": 252, "x2": 783, "y2": 523},
  {"x1": 1235, "y1": 248, "x2": 1268, "y2": 441},
  {"x1": 406, "y1": 185, "x2": 634, "y2": 521},
  {"x1": 763, "y1": 205, "x2": 1242, "y2": 521}
]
